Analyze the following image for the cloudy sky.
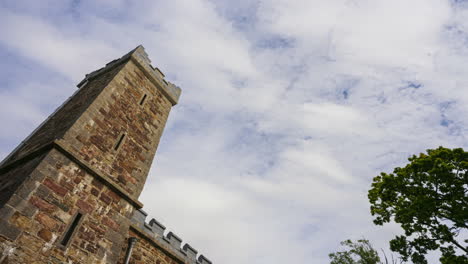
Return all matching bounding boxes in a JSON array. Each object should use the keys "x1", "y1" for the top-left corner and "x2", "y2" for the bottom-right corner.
[{"x1": 1, "y1": 0, "x2": 467, "y2": 263}]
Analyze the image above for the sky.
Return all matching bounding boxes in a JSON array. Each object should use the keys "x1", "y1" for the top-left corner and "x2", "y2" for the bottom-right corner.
[{"x1": 0, "y1": 0, "x2": 467, "y2": 263}]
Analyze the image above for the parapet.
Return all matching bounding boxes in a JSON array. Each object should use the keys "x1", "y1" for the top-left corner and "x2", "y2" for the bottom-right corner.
[
  {"x1": 131, "y1": 209, "x2": 212, "y2": 264},
  {"x1": 130, "y1": 46, "x2": 181, "y2": 105},
  {"x1": 77, "y1": 45, "x2": 181, "y2": 106}
]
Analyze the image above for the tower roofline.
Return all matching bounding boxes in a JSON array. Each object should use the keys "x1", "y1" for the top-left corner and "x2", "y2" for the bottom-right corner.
[{"x1": 78, "y1": 45, "x2": 181, "y2": 105}]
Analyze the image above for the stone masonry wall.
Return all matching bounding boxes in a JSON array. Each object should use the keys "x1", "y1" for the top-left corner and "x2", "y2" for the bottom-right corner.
[
  {"x1": 0, "y1": 63, "x2": 124, "y2": 167},
  {"x1": 120, "y1": 230, "x2": 180, "y2": 264},
  {"x1": 0, "y1": 148, "x2": 133, "y2": 263},
  {"x1": 0, "y1": 152, "x2": 47, "y2": 209},
  {"x1": 58, "y1": 59, "x2": 173, "y2": 198}
]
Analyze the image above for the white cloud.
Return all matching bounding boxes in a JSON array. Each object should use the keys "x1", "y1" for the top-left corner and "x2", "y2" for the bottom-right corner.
[
  {"x1": 0, "y1": 10, "x2": 121, "y2": 80},
  {"x1": 1, "y1": 0, "x2": 467, "y2": 263}
]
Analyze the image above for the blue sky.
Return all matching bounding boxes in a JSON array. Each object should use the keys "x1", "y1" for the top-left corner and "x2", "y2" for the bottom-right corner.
[{"x1": 1, "y1": 0, "x2": 468, "y2": 263}]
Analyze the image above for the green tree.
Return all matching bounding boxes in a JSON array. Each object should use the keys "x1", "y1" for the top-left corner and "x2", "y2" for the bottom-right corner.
[
  {"x1": 329, "y1": 239, "x2": 403, "y2": 264},
  {"x1": 368, "y1": 147, "x2": 468, "y2": 264},
  {"x1": 329, "y1": 239, "x2": 381, "y2": 264}
]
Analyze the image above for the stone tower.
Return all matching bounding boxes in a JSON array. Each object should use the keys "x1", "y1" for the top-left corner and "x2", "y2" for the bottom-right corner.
[{"x1": 0, "y1": 46, "x2": 211, "y2": 264}]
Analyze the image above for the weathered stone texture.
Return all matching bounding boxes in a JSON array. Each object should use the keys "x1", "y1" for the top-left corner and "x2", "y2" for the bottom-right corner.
[
  {"x1": 58, "y1": 59, "x2": 172, "y2": 198},
  {"x1": 0, "y1": 149, "x2": 133, "y2": 263},
  {"x1": 119, "y1": 231, "x2": 181, "y2": 264},
  {"x1": 1, "y1": 63, "x2": 124, "y2": 167},
  {"x1": 0, "y1": 152, "x2": 47, "y2": 209}
]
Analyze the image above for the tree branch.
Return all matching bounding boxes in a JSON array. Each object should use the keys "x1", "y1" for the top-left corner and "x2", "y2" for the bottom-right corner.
[{"x1": 451, "y1": 239, "x2": 468, "y2": 254}]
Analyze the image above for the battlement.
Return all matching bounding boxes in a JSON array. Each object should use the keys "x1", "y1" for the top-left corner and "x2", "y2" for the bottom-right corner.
[
  {"x1": 131, "y1": 209, "x2": 212, "y2": 264},
  {"x1": 77, "y1": 45, "x2": 181, "y2": 106}
]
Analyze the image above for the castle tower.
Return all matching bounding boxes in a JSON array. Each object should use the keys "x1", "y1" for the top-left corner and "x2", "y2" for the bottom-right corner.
[{"x1": 0, "y1": 46, "x2": 211, "y2": 264}]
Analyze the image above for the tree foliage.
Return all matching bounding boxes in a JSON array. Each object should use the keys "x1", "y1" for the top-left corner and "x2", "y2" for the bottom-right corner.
[
  {"x1": 329, "y1": 239, "x2": 403, "y2": 264},
  {"x1": 329, "y1": 239, "x2": 381, "y2": 264},
  {"x1": 368, "y1": 147, "x2": 468, "y2": 264}
]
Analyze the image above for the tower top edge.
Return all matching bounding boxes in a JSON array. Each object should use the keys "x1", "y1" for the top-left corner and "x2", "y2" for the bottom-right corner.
[{"x1": 78, "y1": 45, "x2": 181, "y2": 106}]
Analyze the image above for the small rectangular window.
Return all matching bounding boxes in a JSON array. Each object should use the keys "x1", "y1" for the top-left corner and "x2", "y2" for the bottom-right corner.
[
  {"x1": 60, "y1": 212, "x2": 83, "y2": 247},
  {"x1": 114, "y1": 133, "x2": 126, "y2": 151},
  {"x1": 139, "y1": 94, "x2": 147, "y2": 106}
]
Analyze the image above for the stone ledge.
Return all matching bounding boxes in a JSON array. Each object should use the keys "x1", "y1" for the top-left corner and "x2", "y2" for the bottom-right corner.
[
  {"x1": 0, "y1": 141, "x2": 144, "y2": 210},
  {"x1": 53, "y1": 140, "x2": 143, "y2": 209},
  {"x1": 0, "y1": 145, "x2": 53, "y2": 175}
]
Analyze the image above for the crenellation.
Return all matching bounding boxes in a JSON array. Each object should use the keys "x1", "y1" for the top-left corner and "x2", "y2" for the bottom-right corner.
[
  {"x1": 165, "y1": 231, "x2": 183, "y2": 250},
  {"x1": 129, "y1": 208, "x2": 212, "y2": 264},
  {"x1": 152, "y1": 66, "x2": 165, "y2": 78},
  {"x1": 130, "y1": 46, "x2": 181, "y2": 105},
  {"x1": 143, "y1": 221, "x2": 155, "y2": 238},
  {"x1": 132, "y1": 209, "x2": 148, "y2": 227},
  {"x1": 182, "y1": 243, "x2": 198, "y2": 260},
  {"x1": 149, "y1": 218, "x2": 166, "y2": 236},
  {"x1": 198, "y1": 255, "x2": 213, "y2": 264}
]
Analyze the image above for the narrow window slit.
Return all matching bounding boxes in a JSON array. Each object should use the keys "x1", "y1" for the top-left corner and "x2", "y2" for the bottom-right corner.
[
  {"x1": 60, "y1": 212, "x2": 83, "y2": 247},
  {"x1": 139, "y1": 94, "x2": 147, "y2": 105},
  {"x1": 114, "y1": 133, "x2": 126, "y2": 151}
]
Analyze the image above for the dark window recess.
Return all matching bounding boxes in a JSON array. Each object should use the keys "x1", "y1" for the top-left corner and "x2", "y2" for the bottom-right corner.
[
  {"x1": 114, "y1": 134, "x2": 126, "y2": 151},
  {"x1": 60, "y1": 212, "x2": 83, "y2": 246},
  {"x1": 139, "y1": 94, "x2": 147, "y2": 105}
]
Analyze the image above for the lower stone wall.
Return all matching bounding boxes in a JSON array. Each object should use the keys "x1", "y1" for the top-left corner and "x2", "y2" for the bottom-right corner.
[
  {"x1": 119, "y1": 230, "x2": 181, "y2": 264},
  {"x1": 128, "y1": 210, "x2": 212, "y2": 264},
  {"x1": 0, "y1": 148, "x2": 133, "y2": 263}
]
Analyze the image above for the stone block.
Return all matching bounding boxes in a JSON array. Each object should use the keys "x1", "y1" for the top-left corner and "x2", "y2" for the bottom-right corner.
[
  {"x1": 99, "y1": 193, "x2": 112, "y2": 205},
  {"x1": 0, "y1": 204, "x2": 15, "y2": 219},
  {"x1": 0, "y1": 219, "x2": 21, "y2": 241},
  {"x1": 102, "y1": 216, "x2": 119, "y2": 231},
  {"x1": 182, "y1": 243, "x2": 198, "y2": 260},
  {"x1": 165, "y1": 231, "x2": 182, "y2": 249},
  {"x1": 29, "y1": 196, "x2": 56, "y2": 213},
  {"x1": 37, "y1": 228, "x2": 52, "y2": 242},
  {"x1": 35, "y1": 184, "x2": 51, "y2": 199},
  {"x1": 29, "y1": 169, "x2": 46, "y2": 183},
  {"x1": 76, "y1": 199, "x2": 94, "y2": 214},
  {"x1": 10, "y1": 212, "x2": 33, "y2": 231},
  {"x1": 131, "y1": 209, "x2": 147, "y2": 228},
  {"x1": 148, "y1": 218, "x2": 165, "y2": 236},
  {"x1": 43, "y1": 178, "x2": 68, "y2": 197},
  {"x1": 16, "y1": 179, "x2": 38, "y2": 200},
  {"x1": 7, "y1": 195, "x2": 37, "y2": 217},
  {"x1": 35, "y1": 212, "x2": 59, "y2": 230},
  {"x1": 198, "y1": 255, "x2": 212, "y2": 264}
]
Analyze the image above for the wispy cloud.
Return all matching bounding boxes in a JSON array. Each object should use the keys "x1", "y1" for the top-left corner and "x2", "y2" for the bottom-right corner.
[{"x1": 0, "y1": 0, "x2": 467, "y2": 263}]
